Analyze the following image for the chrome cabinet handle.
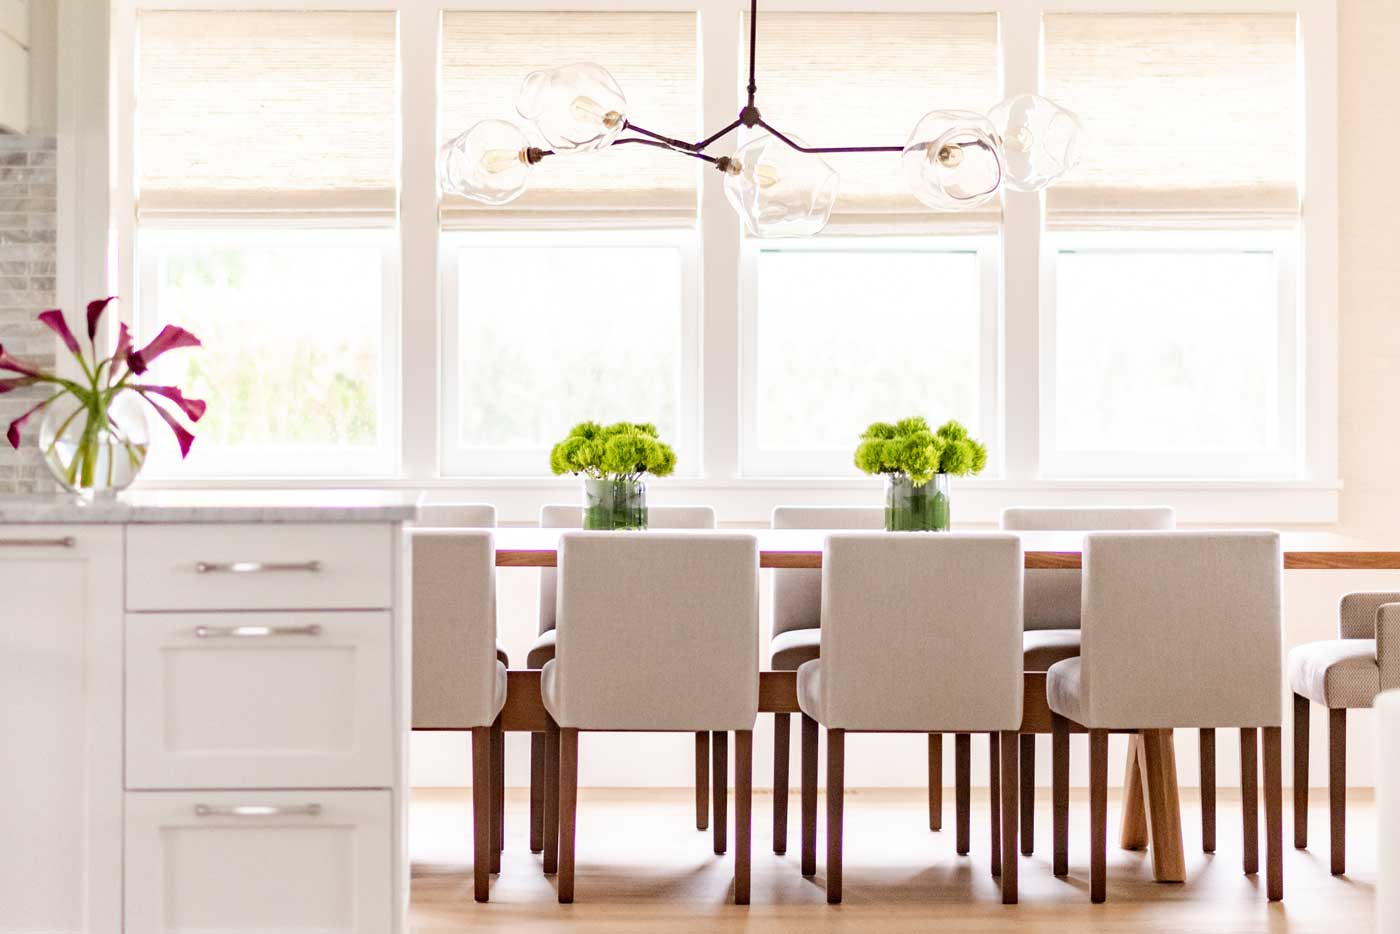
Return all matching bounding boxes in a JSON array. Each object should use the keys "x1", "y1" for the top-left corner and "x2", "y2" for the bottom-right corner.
[
  {"x1": 194, "y1": 624, "x2": 323, "y2": 639},
  {"x1": 194, "y1": 804, "x2": 322, "y2": 818},
  {"x1": 0, "y1": 536, "x2": 75, "y2": 548},
  {"x1": 195, "y1": 560, "x2": 322, "y2": 574}
]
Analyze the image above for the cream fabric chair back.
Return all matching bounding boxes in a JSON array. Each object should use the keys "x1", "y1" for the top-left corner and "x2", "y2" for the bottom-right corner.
[
  {"x1": 550, "y1": 531, "x2": 759, "y2": 731},
  {"x1": 1379, "y1": 690, "x2": 1400, "y2": 934},
  {"x1": 818, "y1": 532, "x2": 1024, "y2": 733},
  {"x1": 537, "y1": 504, "x2": 716, "y2": 636},
  {"x1": 1079, "y1": 531, "x2": 1282, "y2": 729},
  {"x1": 1000, "y1": 506, "x2": 1175, "y2": 631},
  {"x1": 772, "y1": 506, "x2": 885, "y2": 638},
  {"x1": 411, "y1": 530, "x2": 499, "y2": 729},
  {"x1": 415, "y1": 503, "x2": 497, "y2": 528}
]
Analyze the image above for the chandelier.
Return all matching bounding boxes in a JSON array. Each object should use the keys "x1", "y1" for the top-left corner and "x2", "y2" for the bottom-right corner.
[{"x1": 439, "y1": 0, "x2": 1082, "y2": 237}]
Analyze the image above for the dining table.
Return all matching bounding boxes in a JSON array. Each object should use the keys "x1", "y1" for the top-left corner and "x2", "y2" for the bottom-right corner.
[{"x1": 484, "y1": 527, "x2": 1400, "y2": 884}]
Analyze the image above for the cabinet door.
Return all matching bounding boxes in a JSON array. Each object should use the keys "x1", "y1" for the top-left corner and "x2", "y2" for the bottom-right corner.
[
  {"x1": 125, "y1": 790, "x2": 392, "y2": 934},
  {"x1": 126, "y1": 612, "x2": 394, "y2": 789},
  {"x1": 0, "y1": 526, "x2": 122, "y2": 934}
]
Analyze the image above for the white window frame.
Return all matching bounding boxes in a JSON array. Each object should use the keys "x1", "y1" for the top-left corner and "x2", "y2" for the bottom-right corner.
[{"x1": 439, "y1": 227, "x2": 702, "y2": 477}]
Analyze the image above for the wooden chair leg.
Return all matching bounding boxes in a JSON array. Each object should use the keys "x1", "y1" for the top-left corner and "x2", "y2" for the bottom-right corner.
[
  {"x1": 826, "y1": 728, "x2": 845, "y2": 904},
  {"x1": 955, "y1": 733, "x2": 971, "y2": 856},
  {"x1": 1264, "y1": 725, "x2": 1284, "y2": 901},
  {"x1": 735, "y1": 729, "x2": 753, "y2": 905},
  {"x1": 1293, "y1": 693, "x2": 1309, "y2": 849},
  {"x1": 712, "y1": 730, "x2": 728, "y2": 855},
  {"x1": 990, "y1": 732, "x2": 1002, "y2": 878},
  {"x1": 558, "y1": 728, "x2": 579, "y2": 903},
  {"x1": 1241, "y1": 727, "x2": 1259, "y2": 875},
  {"x1": 490, "y1": 718, "x2": 504, "y2": 872},
  {"x1": 801, "y1": 713, "x2": 819, "y2": 877},
  {"x1": 1001, "y1": 730, "x2": 1020, "y2": 905},
  {"x1": 928, "y1": 732, "x2": 943, "y2": 831},
  {"x1": 774, "y1": 713, "x2": 790, "y2": 853},
  {"x1": 1020, "y1": 734, "x2": 1035, "y2": 856},
  {"x1": 695, "y1": 731, "x2": 710, "y2": 832},
  {"x1": 1330, "y1": 707, "x2": 1346, "y2": 875},
  {"x1": 543, "y1": 719, "x2": 560, "y2": 875},
  {"x1": 1090, "y1": 729, "x2": 1108, "y2": 904},
  {"x1": 1052, "y1": 714, "x2": 1070, "y2": 877},
  {"x1": 529, "y1": 732, "x2": 545, "y2": 853},
  {"x1": 1200, "y1": 728, "x2": 1216, "y2": 853},
  {"x1": 471, "y1": 726, "x2": 492, "y2": 903}
]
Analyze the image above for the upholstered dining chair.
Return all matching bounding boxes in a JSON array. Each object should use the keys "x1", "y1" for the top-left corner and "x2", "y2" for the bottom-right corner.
[
  {"x1": 410, "y1": 529, "x2": 506, "y2": 902},
  {"x1": 798, "y1": 532, "x2": 1025, "y2": 904},
  {"x1": 1047, "y1": 531, "x2": 1283, "y2": 903},
  {"x1": 999, "y1": 506, "x2": 1175, "y2": 855},
  {"x1": 527, "y1": 504, "x2": 718, "y2": 856},
  {"x1": 1288, "y1": 591, "x2": 1400, "y2": 874},
  {"x1": 543, "y1": 531, "x2": 760, "y2": 903}
]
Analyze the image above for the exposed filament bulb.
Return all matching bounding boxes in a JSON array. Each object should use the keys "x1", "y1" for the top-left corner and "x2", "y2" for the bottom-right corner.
[
  {"x1": 935, "y1": 143, "x2": 965, "y2": 169},
  {"x1": 480, "y1": 148, "x2": 528, "y2": 174},
  {"x1": 1004, "y1": 126, "x2": 1035, "y2": 153},
  {"x1": 756, "y1": 165, "x2": 782, "y2": 189},
  {"x1": 570, "y1": 95, "x2": 624, "y2": 129}
]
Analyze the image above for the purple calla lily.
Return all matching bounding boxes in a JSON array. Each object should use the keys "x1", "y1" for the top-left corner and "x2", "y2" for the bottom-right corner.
[
  {"x1": 0, "y1": 376, "x2": 38, "y2": 394},
  {"x1": 140, "y1": 395, "x2": 196, "y2": 458},
  {"x1": 5, "y1": 394, "x2": 58, "y2": 450},
  {"x1": 0, "y1": 344, "x2": 46, "y2": 378},
  {"x1": 86, "y1": 296, "x2": 116, "y2": 341},
  {"x1": 134, "y1": 384, "x2": 207, "y2": 423},
  {"x1": 126, "y1": 325, "x2": 201, "y2": 376},
  {"x1": 37, "y1": 310, "x2": 82, "y2": 356}
]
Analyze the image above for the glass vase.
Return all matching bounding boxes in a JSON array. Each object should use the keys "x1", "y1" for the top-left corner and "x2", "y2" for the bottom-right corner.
[
  {"x1": 583, "y1": 476, "x2": 648, "y2": 531},
  {"x1": 885, "y1": 473, "x2": 951, "y2": 532},
  {"x1": 38, "y1": 390, "x2": 150, "y2": 500}
]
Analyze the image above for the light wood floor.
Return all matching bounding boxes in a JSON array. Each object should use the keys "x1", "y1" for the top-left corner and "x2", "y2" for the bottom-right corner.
[{"x1": 410, "y1": 787, "x2": 1377, "y2": 932}]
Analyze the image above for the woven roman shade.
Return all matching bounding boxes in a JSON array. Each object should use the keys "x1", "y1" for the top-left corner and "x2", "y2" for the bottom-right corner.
[
  {"x1": 441, "y1": 11, "x2": 698, "y2": 229},
  {"x1": 743, "y1": 12, "x2": 1000, "y2": 233},
  {"x1": 137, "y1": 11, "x2": 397, "y2": 218},
  {"x1": 1044, "y1": 13, "x2": 1300, "y2": 229}
]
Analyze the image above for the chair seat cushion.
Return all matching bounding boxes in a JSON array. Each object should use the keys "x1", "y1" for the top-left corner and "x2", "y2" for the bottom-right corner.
[
  {"x1": 496, "y1": 642, "x2": 510, "y2": 667},
  {"x1": 541, "y1": 659, "x2": 561, "y2": 723},
  {"x1": 1046, "y1": 657, "x2": 1086, "y2": 725},
  {"x1": 771, "y1": 627, "x2": 821, "y2": 671},
  {"x1": 796, "y1": 658, "x2": 825, "y2": 724},
  {"x1": 1024, "y1": 628, "x2": 1081, "y2": 672},
  {"x1": 526, "y1": 629, "x2": 556, "y2": 669},
  {"x1": 1288, "y1": 639, "x2": 1380, "y2": 709}
]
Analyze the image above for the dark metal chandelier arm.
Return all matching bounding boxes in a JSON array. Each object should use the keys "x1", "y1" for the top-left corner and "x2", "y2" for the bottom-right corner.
[
  {"x1": 755, "y1": 118, "x2": 903, "y2": 155},
  {"x1": 620, "y1": 119, "x2": 741, "y2": 155},
  {"x1": 746, "y1": 0, "x2": 759, "y2": 107},
  {"x1": 611, "y1": 137, "x2": 722, "y2": 164}
]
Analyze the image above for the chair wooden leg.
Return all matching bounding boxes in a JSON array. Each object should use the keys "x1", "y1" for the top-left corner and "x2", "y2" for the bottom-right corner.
[
  {"x1": 490, "y1": 718, "x2": 504, "y2": 872},
  {"x1": 990, "y1": 732, "x2": 1002, "y2": 878},
  {"x1": 801, "y1": 713, "x2": 819, "y2": 877},
  {"x1": 826, "y1": 728, "x2": 845, "y2": 904},
  {"x1": 1001, "y1": 730, "x2": 1020, "y2": 905},
  {"x1": 1330, "y1": 707, "x2": 1346, "y2": 875},
  {"x1": 1020, "y1": 734, "x2": 1035, "y2": 856},
  {"x1": 1264, "y1": 725, "x2": 1284, "y2": 901},
  {"x1": 1120, "y1": 735, "x2": 1148, "y2": 851},
  {"x1": 695, "y1": 731, "x2": 710, "y2": 832},
  {"x1": 928, "y1": 732, "x2": 943, "y2": 831},
  {"x1": 558, "y1": 728, "x2": 579, "y2": 903},
  {"x1": 774, "y1": 713, "x2": 790, "y2": 853},
  {"x1": 955, "y1": 733, "x2": 971, "y2": 856},
  {"x1": 735, "y1": 730, "x2": 753, "y2": 905},
  {"x1": 543, "y1": 720, "x2": 560, "y2": 875},
  {"x1": 1052, "y1": 714, "x2": 1070, "y2": 877},
  {"x1": 471, "y1": 726, "x2": 492, "y2": 903},
  {"x1": 529, "y1": 732, "x2": 545, "y2": 853},
  {"x1": 1200, "y1": 728, "x2": 1216, "y2": 853},
  {"x1": 712, "y1": 730, "x2": 729, "y2": 855},
  {"x1": 1090, "y1": 729, "x2": 1108, "y2": 904},
  {"x1": 1241, "y1": 727, "x2": 1259, "y2": 875},
  {"x1": 1293, "y1": 693, "x2": 1309, "y2": 849}
]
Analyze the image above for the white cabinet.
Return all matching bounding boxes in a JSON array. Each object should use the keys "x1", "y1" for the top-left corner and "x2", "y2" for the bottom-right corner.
[
  {"x1": 125, "y1": 790, "x2": 393, "y2": 934},
  {"x1": 0, "y1": 526, "x2": 122, "y2": 934}
]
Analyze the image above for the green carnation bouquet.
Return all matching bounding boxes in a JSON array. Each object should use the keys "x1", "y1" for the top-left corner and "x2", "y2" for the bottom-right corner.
[
  {"x1": 854, "y1": 417, "x2": 987, "y2": 531},
  {"x1": 550, "y1": 421, "x2": 676, "y2": 529}
]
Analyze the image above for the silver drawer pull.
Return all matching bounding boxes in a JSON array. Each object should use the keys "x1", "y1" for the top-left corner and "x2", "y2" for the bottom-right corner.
[
  {"x1": 195, "y1": 560, "x2": 322, "y2": 574},
  {"x1": 194, "y1": 624, "x2": 323, "y2": 639},
  {"x1": 194, "y1": 804, "x2": 322, "y2": 819},
  {"x1": 0, "y1": 536, "x2": 75, "y2": 548}
]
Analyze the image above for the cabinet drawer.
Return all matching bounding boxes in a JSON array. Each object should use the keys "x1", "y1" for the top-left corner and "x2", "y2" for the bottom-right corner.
[
  {"x1": 126, "y1": 523, "x2": 394, "y2": 611},
  {"x1": 125, "y1": 789, "x2": 392, "y2": 934},
  {"x1": 126, "y1": 612, "x2": 394, "y2": 789}
]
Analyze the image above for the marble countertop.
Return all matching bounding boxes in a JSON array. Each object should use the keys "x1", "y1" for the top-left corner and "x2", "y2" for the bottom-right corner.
[{"x1": 0, "y1": 489, "x2": 421, "y2": 524}]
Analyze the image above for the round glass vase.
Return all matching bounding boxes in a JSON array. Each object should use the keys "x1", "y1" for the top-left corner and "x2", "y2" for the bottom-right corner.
[
  {"x1": 38, "y1": 390, "x2": 150, "y2": 500},
  {"x1": 885, "y1": 473, "x2": 951, "y2": 532},
  {"x1": 582, "y1": 476, "x2": 648, "y2": 531}
]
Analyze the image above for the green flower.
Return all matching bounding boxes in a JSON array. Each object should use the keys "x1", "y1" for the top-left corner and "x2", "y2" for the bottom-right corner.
[
  {"x1": 853, "y1": 416, "x2": 987, "y2": 484},
  {"x1": 548, "y1": 420, "x2": 677, "y2": 480}
]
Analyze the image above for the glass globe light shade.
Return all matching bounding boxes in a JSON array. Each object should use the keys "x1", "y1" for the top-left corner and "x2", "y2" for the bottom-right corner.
[
  {"x1": 517, "y1": 62, "x2": 628, "y2": 154},
  {"x1": 902, "y1": 110, "x2": 1005, "y2": 211},
  {"x1": 722, "y1": 134, "x2": 839, "y2": 238},
  {"x1": 987, "y1": 93, "x2": 1082, "y2": 192},
  {"x1": 439, "y1": 119, "x2": 533, "y2": 205}
]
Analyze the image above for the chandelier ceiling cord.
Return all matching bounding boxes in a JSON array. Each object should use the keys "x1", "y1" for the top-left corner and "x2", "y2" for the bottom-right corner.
[{"x1": 439, "y1": 0, "x2": 1083, "y2": 236}]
